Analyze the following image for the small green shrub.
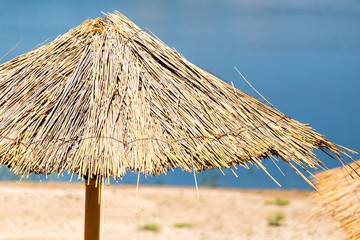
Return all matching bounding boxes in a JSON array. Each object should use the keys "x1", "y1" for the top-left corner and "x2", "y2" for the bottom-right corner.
[
  {"x1": 174, "y1": 222, "x2": 193, "y2": 228},
  {"x1": 267, "y1": 212, "x2": 285, "y2": 226},
  {"x1": 140, "y1": 223, "x2": 159, "y2": 231},
  {"x1": 274, "y1": 197, "x2": 289, "y2": 206},
  {"x1": 265, "y1": 197, "x2": 289, "y2": 206}
]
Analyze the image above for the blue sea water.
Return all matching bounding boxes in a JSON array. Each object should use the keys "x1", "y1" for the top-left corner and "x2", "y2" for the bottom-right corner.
[{"x1": 0, "y1": 0, "x2": 359, "y2": 189}]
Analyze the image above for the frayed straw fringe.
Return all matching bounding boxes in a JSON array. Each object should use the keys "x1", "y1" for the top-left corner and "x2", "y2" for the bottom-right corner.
[
  {"x1": 0, "y1": 11, "x2": 356, "y2": 185},
  {"x1": 312, "y1": 160, "x2": 360, "y2": 240}
]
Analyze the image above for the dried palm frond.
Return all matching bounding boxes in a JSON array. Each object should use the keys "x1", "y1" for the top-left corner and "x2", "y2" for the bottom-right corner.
[
  {"x1": 312, "y1": 160, "x2": 360, "y2": 240},
  {"x1": 0, "y1": 11, "x2": 356, "y2": 184}
]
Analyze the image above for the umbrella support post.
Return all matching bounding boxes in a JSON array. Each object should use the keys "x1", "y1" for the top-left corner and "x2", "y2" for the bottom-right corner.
[{"x1": 84, "y1": 179, "x2": 102, "y2": 240}]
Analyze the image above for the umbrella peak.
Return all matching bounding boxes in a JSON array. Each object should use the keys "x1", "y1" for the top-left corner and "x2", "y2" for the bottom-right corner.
[
  {"x1": 80, "y1": 18, "x2": 106, "y2": 35},
  {"x1": 66, "y1": 12, "x2": 147, "y2": 41}
]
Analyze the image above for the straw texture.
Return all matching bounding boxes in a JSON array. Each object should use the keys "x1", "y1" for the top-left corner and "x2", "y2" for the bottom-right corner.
[
  {"x1": 312, "y1": 160, "x2": 360, "y2": 240},
  {"x1": 0, "y1": 11, "x2": 355, "y2": 182}
]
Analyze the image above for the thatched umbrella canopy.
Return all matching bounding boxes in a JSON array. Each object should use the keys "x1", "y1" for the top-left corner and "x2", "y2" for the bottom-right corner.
[
  {"x1": 312, "y1": 160, "x2": 360, "y2": 240},
  {"x1": 0, "y1": 11, "x2": 356, "y2": 240}
]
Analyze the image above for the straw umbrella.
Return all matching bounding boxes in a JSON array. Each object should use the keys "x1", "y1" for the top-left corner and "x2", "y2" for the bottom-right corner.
[
  {"x1": 0, "y1": 11, "x2": 356, "y2": 240},
  {"x1": 312, "y1": 160, "x2": 360, "y2": 240}
]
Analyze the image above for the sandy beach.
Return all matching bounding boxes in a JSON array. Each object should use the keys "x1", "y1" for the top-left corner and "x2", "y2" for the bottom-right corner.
[{"x1": 0, "y1": 181, "x2": 345, "y2": 240}]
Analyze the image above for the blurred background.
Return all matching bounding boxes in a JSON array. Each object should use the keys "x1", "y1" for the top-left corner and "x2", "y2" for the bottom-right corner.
[{"x1": 0, "y1": 0, "x2": 359, "y2": 189}]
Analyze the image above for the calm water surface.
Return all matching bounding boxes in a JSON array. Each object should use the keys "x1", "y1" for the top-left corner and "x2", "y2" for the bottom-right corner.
[{"x1": 0, "y1": 0, "x2": 359, "y2": 189}]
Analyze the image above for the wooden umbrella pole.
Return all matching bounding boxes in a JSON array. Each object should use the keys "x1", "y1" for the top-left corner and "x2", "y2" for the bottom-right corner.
[{"x1": 84, "y1": 178, "x2": 102, "y2": 240}]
